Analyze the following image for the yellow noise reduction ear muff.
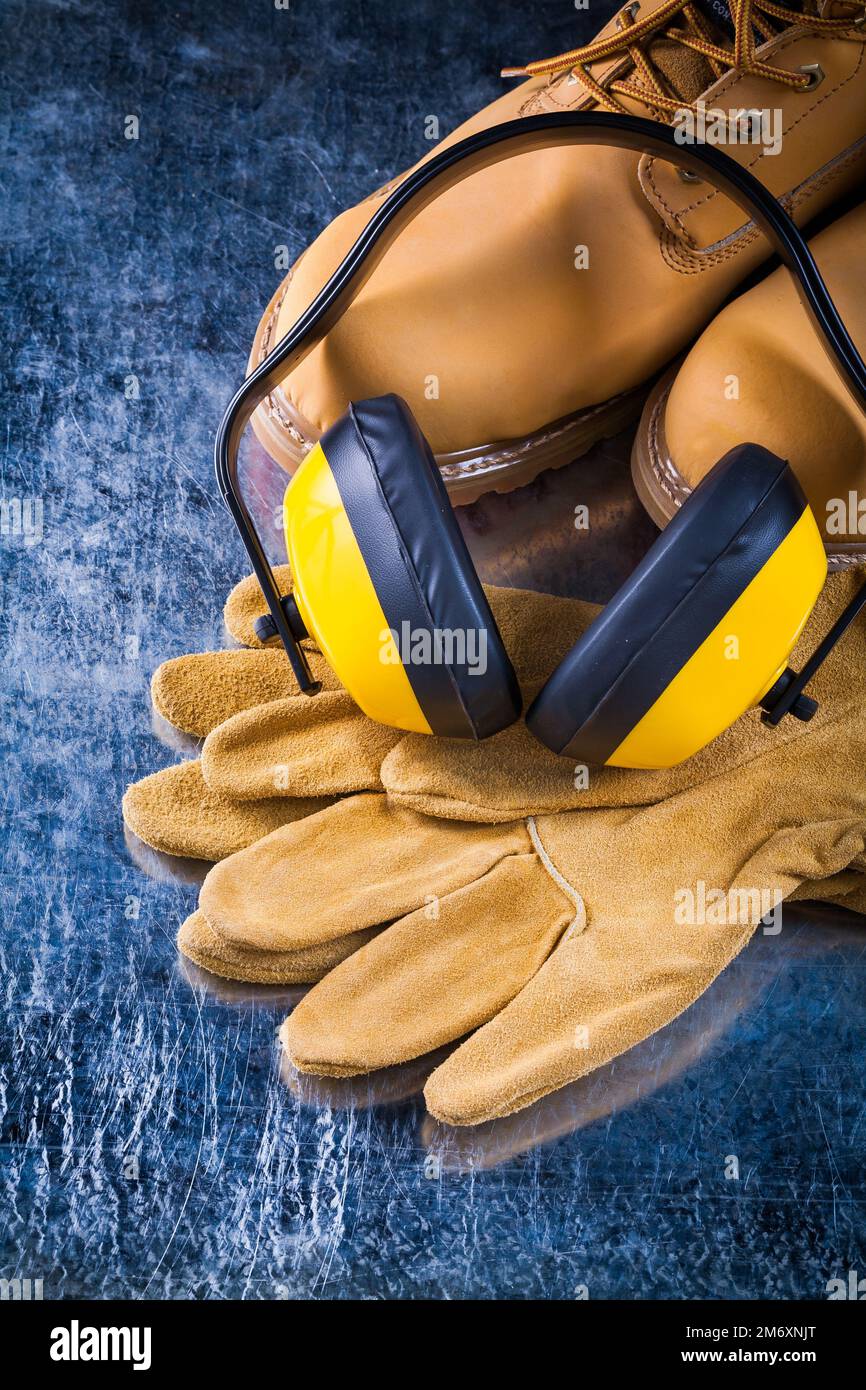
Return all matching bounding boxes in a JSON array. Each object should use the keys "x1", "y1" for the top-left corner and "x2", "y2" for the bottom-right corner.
[
  {"x1": 217, "y1": 118, "x2": 866, "y2": 768},
  {"x1": 525, "y1": 444, "x2": 827, "y2": 769},
  {"x1": 282, "y1": 393, "x2": 521, "y2": 739}
]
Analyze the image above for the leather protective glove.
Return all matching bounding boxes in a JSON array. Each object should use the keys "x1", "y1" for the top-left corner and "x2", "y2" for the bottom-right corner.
[
  {"x1": 125, "y1": 564, "x2": 858, "y2": 854},
  {"x1": 123, "y1": 567, "x2": 603, "y2": 859},
  {"x1": 271, "y1": 883, "x2": 866, "y2": 1172},
  {"x1": 184, "y1": 573, "x2": 866, "y2": 1125}
]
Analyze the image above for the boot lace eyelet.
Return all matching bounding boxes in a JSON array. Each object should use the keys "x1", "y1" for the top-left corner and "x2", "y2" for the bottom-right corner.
[{"x1": 797, "y1": 62, "x2": 825, "y2": 90}]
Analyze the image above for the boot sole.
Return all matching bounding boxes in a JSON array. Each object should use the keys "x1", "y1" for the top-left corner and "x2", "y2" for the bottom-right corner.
[
  {"x1": 247, "y1": 267, "x2": 648, "y2": 505},
  {"x1": 630, "y1": 365, "x2": 866, "y2": 572}
]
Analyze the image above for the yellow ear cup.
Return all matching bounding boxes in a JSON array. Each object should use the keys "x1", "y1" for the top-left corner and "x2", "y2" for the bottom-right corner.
[
  {"x1": 526, "y1": 444, "x2": 827, "y2": 768},
  {"x1": 607, "y1": 505, "x2": 826, "y2": 767},
  {"x1": 283, "y1": 396, "x2": 521, "y2": 738},
  {"x1": 284, "y1": 440, "x2": 433, "y2": 734}
]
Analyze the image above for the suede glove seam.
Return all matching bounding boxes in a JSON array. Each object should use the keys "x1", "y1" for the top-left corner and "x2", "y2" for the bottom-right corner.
[{"x1": 526, "y1": 815, "x2": 587, "y2": 939}]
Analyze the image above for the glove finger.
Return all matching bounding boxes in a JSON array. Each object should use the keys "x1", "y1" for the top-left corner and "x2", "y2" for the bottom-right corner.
[
  {"x1": 177, "y1": 909, "x2": 379, "y2": 985},
  {"x1": 381, "y1": 706, "x2": 840, "y2": 824},
  {"x1": 422, "y1": 807, "x2": 866, "y2": 1127},
  {"x1": 201, "y1": 690, "x2": 400, "y2": 801},
  {"x1": 420, "y1": 964, "x2": 769, "y2": 1170},
  {"x1": 152, "y1": 647, "x2": 340, "y2": 738},
  {"x1": 282, "y1": 852, "x2": 575, "y2": 1078},
  {"x1": 382, "y1": 725, "x2": 674, "y2": 823},
  {"x1": 282, "y1": 1050, "x2": 447, "y2": 1112},
  {"x1": 421, "y1": 907, "x2": 755, "y2": 1127},
  {"x1": 420, "y1": 872, "x2": 866, "y2": 1168},
  {"x1": 790, "y1": 868, "x2": 866, "y2": 914},
  {"x1": 122, "y1": 760, "x2": 333, "y2": 861},
  {"x1": 382, "y1": 708, "x2": 866, "y2": 824},
  {"x1": 199, "y1": 793, "x2": 529, "y2": 952},
  {"x1": 826, "y1": 883, "x2": 866, "y2": 914}
]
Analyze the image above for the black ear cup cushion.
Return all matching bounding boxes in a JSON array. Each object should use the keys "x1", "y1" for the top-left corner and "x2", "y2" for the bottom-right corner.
[
  {"x1": 321, "y1": 394, "x2": 521, "y2": 738},
  {"x1": 526, "y1": 444, "x2": 808, "y2": 763}
]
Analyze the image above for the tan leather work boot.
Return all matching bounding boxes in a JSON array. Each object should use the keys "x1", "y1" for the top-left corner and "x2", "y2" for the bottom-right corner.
[
  {"x1": 249, "y1": 0, "x2": 866, "y2": 502},
  {"x1": 632, "y1": 197, "x2": 866, "y2": 568}
]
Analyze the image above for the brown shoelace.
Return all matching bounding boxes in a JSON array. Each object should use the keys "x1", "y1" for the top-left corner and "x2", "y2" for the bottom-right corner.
[{"x1": 502, "y1": 0, "x2": 866, "y2": 117}]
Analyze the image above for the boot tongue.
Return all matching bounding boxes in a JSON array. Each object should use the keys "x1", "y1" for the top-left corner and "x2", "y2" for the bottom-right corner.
[
  {"x1": 627, "y1": 3, "x2": 738, "y2": 107},
  {"x1": 692, "y1": 0, "x2": 737, "y2": 38},
  {"x1": 578, "y1": 0, "x2": 811, "y2": 118},
  {"x1": 641, "y1": 0, "x2": 807, "y2": 106},
  {"x1": 691, "y1": 0, "x2": 805, "y2": 41},
  {"x1": 646, "y1": 38, "x2": 716, "y2": 102}
]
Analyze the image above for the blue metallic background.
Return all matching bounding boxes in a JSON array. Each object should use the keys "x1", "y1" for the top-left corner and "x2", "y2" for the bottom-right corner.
[{"x1": 2, "y1": 0, "x2": 865, "y2": 1299}]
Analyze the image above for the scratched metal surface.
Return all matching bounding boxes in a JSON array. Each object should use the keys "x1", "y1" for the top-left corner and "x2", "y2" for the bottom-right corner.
[{"x1": 2, "y1": 0, "x2": 866, "y2": 1301}]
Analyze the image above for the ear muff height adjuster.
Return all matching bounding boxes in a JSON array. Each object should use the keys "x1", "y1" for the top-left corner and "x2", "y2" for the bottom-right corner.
[{"x1": 253, "y1": 593, "x2": 309, "y2": 647}]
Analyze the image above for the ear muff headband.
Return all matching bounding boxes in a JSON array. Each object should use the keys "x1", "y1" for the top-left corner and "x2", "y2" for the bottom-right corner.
[{"x1": 215, "y1": 111, "x2": 866, "y2": 704}]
